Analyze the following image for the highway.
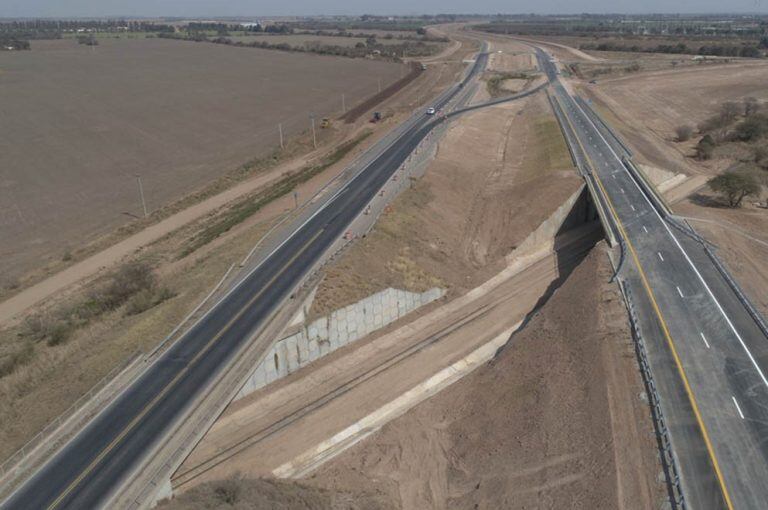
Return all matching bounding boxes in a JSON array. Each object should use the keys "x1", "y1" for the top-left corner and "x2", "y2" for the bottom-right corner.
[
  {"x1": 538, "y1": 50, "x2": 768, "y2": 509},
  {"x1": 0, "y1": 50, "x2": 488, "y2": 510}
]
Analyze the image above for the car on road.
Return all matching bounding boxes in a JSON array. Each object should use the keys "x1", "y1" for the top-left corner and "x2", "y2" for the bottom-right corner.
[{"x1": 426, "y1": 107, "x2": 436, "y2": 115}]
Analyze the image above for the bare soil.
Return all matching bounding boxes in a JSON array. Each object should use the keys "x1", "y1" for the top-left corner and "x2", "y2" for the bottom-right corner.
[
  {"x1": 305, "y1": 247, "x2": 662, "y2": 510},
  {"x1": 310, "y1": 92, "x2": 578, "y2": 318},
  {"x1": 158, "y1": 476, "x2": 394, "y2": 510},
  {"x1": 0, "y1": 37, "x2": 402, "y2": 283}
]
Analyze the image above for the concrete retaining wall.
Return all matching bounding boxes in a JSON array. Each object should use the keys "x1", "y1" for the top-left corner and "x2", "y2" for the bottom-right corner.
[
  {"x1": 235, "y1": 287, "x2": 445, "y2": 400},
  {"x1": 504, "y1": 184, "x2": 589, "y2": 267}
]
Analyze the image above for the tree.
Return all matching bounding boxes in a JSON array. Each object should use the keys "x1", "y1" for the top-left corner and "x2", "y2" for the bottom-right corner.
[
  {"x1": 675, "y1": 125, "x2": 693, "y2": 142},
  {"x1": 740, "y1": 45, "x2": 762, "y2": 58},
  {"x1": 708, "y1": 172, "x2": 760, "y2": 207},
  {"x1": 696, "y1": 134, "x2": 716, "y2": 160}
]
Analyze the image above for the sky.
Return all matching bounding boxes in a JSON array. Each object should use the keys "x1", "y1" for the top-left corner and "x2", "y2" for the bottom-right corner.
[{"x1": 1, "y1": 0, "x2": 767, "y2": 18}]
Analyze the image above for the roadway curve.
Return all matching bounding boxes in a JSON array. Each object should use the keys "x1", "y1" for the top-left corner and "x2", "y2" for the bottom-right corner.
[{"x1": 1, "y1": 52, "x2": 489, "y2": 510}]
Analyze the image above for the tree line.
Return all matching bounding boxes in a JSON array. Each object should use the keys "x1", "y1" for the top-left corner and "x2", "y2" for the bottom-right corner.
[
  {"x1": 578, "y1": 41, "x2": 764, "y2": 58},
  {"x1": 161, "y1": 32, "x2": 440, "y2": 60}
]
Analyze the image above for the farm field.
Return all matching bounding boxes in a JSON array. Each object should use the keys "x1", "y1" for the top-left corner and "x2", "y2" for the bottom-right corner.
[
  {"x1": 0, "y1": 37, "x2": 403, "y2": 284},
  {"x1": 227, "y1": 34, "x2": 431, "y2": 47}
]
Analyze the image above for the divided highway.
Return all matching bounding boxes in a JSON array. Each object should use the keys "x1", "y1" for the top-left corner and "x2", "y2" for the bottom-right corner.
[
  {"x1": 1, "y1": 51, "x2": 488, "y2": 510},
  {"x1": 538, "y1": 50, "x2": 768, "y2": 509}
]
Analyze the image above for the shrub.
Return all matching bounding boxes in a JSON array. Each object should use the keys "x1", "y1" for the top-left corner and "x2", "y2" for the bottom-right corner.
[
  {"x1": 754, "y1": 146, "x2": 768, "y2": 168},
  {"x1": 732, "y1": 114, "x2": 768, "y2": 142},
  {"x1": 47, "y1": 321, "x2": 74, "y2": 346},
  {"x1": 744, "y1": 97, "x2": 760, "y2": 116},
  {"x1": 95, "y1": 261, "x2": 156, "y2": 311},
  {"x1": 125, "y1": 286, "x2": 175, "y2": 316},
  {"x1": 0, "y1": 342, "x2": 34, "y2": 378},
  {"x1": 708, "y1": 171, "x2": 760, "y2": 207},
  {"x1": 675, "y1": 125, "x2": 693, "y2": 142},
  {"x1": 696, "y1": 134, "x2": 716, "y2": 160}
]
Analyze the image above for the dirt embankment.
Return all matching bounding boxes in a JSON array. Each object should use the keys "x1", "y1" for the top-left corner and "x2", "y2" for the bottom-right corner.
[
  {"x1": 304, "y1": 247, "x2": 662, "y2": 509},
  {"x1": 159, "y1": 476, "x2": 395, "y2": 510},
  {"x1": 165, "y1": 247, "x2": 662, "y2": 510},
  {"x1": 310, "y1": 92, "x2": 578, "y2": 317}
]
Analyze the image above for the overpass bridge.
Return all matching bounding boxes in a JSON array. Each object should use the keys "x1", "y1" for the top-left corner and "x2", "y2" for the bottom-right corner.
[{"x1": 538, "y1": 48, "x2": 768, "y2": 510}]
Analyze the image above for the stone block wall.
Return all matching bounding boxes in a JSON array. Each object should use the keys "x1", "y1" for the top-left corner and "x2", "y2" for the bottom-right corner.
[{"x1": 234, "y1": 287, "x2": 444, "y2": 400}]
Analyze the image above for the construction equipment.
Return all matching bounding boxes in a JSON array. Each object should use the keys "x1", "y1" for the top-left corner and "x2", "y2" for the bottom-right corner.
[
  {"x1": 320, "y1": 117, "x2": 331, "y2": 128},
  {"x1": 370, "y1": 111, "x2": 382, "y2": 123}
]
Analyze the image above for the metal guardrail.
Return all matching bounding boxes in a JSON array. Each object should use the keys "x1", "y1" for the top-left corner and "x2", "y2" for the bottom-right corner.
[
  {"x1": 619, "y1": 280, "x2": 686, "y2": 510},
  {"x1": 618, "y1": 156, "x2": 768, "y2": 342},
  {"x1": 702, "y1": 238, "x2": 768, "y2": 340}
]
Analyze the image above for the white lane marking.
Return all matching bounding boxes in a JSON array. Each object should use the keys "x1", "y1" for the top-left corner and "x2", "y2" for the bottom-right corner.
[
  {"x1": 732, "y1": 396, "x2": 745, "y2": 419},
  {"x1": 620, "y1": 188, "x2": 625, "y2": 194},
  {"x1": 643, "y1": 226, "x2": 649, "y2": 233},
  {"x1": 568, "y1": 91, "x2": 768, "y2": 390},
  {"x1": 677, "y1": 286, "x2": 685, "y2": 298},
  {"x1": 630, "y1": 205, "x2": 636, "y2": 211},
  {"x1": 612, "y1": 174, "x2": 616, "y2": 179},
  {"x1": 700, "y1": 332, "x2": 710, "y2": 349},
  {"x1": 658, "y1": 252, "x2": 665, "y2": 262}
]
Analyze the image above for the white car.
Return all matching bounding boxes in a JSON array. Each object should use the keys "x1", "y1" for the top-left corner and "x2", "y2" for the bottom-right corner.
[{"x1": 426, "y1": 107, "x2": 436, "y2": 115}]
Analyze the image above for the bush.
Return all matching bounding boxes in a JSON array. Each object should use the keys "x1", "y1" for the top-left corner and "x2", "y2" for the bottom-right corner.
[
  {"x1": 125, "y1": 286, "x2": 175, "y2": 316},
  {"x1": 47, "y1": 321, "x2": 74, "y2": 346},
  {"x1": 732, "y1": 114, "x2": 768, "y2": 142},
  {"x1": 708, "y1": 171, "x2": 760, "y2": 207},
  {"x1": 754, "y1": 146, "x2": 768, "y2": 168},
  {"x1": 94, "y1": 261, "x2": 156, "y2": 311},
  {"x1": 744, "y1": 97, "x2": 760, "y2": 116},
  {"x1": 696, "y1": 134, "x2": 716, "y2": 160},
  {"x1": 675, "y1": 125, "x2": 693, "y2": 142}
]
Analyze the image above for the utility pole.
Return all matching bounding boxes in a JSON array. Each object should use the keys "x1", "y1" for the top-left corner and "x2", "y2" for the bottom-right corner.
[
  {"x1": 341, "y1": 93, "x2": 346, "y2": 114},
  {"x1": 377, "y1": 78, "x2": 382, "y2": 93},
  {"x1": 310, "y1": 114, "x2": 317, "y2": 149},
  {"x1": 278, "y1": 122, "x2": 284, "y2": 149},
  {"x1": 135, "y1": 175, "x2": 148, "y2": 217},
  {"x1": 293, "y1": 191, "x2": 299, "y2": 209}
]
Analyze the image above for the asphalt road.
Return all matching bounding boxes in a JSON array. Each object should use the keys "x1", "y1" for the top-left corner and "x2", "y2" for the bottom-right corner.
[
  {"x1": 539, "y1": 51, "x2": 768, "y2": 509},
  {"x1": 1, "y1": 52, "x2": 489, "y2": 510}
]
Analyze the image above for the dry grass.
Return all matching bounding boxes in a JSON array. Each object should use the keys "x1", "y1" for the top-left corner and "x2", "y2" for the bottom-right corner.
[
  {"x1": 519, "y1": 115, "x2": 574, "y2": 181},
  {"x1": 0, "y1": 215, "x2": 273, "y2": 461}
]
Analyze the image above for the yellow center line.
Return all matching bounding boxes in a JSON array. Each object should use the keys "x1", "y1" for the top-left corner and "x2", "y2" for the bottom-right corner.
[
  {"x1": 553, "y1": 93, "x2": 734, "y2": 510},
  {"x1": 47, "y1": 228, "x2": 325, "y2": 510}
]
